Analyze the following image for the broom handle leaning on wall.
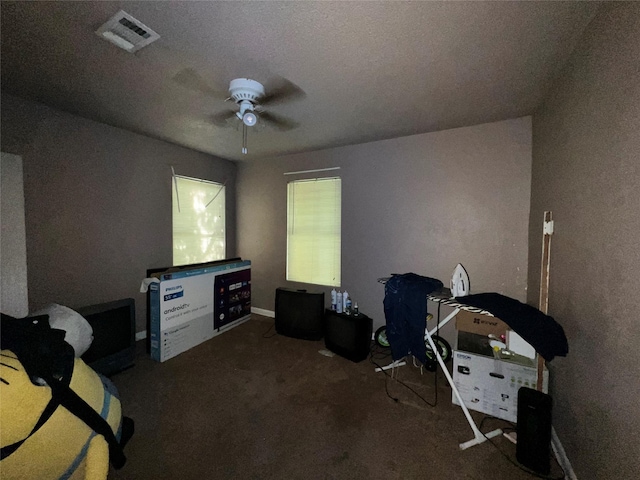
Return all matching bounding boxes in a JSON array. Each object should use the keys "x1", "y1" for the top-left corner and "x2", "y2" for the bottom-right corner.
[{"x1": 537, "y1": 211, "x2": 553, "y2": 391}]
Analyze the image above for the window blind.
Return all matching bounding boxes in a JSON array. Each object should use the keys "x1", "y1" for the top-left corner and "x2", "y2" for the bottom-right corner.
[
  {"x1": 287, "y1": 177, "x2": 341, "y2": 287},
  {"x1": 172, "y1": 176, "x2": 225, "y2": 266}
]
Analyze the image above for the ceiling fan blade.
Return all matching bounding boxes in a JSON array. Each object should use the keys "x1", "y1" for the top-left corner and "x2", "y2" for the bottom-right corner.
[
  {"x1": 173, "y1": 68, "x2": 226, "y2": 99},
  {"x1": 210, "y1": 109, "x2": 238, "y2": 127},
  {"x1": 260, "y1": 77, "x2": 306, "y2": 106},
  {"x1": 260, "y1": 111, "x2": 300, "y2": 131}
]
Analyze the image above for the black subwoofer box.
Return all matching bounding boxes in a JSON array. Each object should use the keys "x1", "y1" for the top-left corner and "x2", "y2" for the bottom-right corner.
[{"x1": 275, "y1": 288, "x2": 325, "y2": 340}]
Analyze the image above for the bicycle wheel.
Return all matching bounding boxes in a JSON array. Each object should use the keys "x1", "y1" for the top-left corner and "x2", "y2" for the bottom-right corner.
[
  {"x1": 425, "y1": 335, "x2": 452, "y2": 363},
  {"x1": 374, "y1": 326, "x2": 390, "y2": 348}
]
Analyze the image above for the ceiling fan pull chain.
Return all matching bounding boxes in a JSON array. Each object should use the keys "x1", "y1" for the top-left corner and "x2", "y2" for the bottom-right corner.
[{"x1": 242, "y1": 123, "x2": 248, "y2": 155}]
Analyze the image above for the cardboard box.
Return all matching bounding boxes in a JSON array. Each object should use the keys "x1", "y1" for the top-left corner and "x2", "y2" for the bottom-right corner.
[
  {"x1": 506, "y1": 330, "x2": 536, "y2": 359},
  {"x1": 451, "y1": 350, "x2": 548, "y2": 423},
  {"x1": 455, "y1": 309, "x2": 509, "y2": 337},
  {"x1": 456, "y1": 330, "x2": 494, "y2": 357},
  {"x1": 149, "y1": 260, "x2": 251, "y2": 362}
]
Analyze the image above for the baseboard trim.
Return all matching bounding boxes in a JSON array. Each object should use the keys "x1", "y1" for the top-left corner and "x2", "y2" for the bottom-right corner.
[
  {"x1": 551, "y1": 427, "x2": 577, "y2": 480},
  {"x1": 135, "y1": 330, "x2": 147, "y2": 341},
  {"x1": 251, "y1": 307, "x2": 275, "y2": 318}
]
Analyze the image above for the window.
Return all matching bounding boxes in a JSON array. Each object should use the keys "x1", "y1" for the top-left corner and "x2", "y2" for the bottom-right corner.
[
  {"x1": 287, "y1": 177, "x2": 341, "y2": 286},
  {"x1": 172, "y1": 175, "x2": 225, "y2": 266}
]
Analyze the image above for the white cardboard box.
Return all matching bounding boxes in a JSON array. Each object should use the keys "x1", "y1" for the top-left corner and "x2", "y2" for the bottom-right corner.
[
  {"x1": 149, "y1": 260, "x2": 251, "y2": 362},
  {"x1": 452, "y1": 350, "x2": 548, "y2": 423}
]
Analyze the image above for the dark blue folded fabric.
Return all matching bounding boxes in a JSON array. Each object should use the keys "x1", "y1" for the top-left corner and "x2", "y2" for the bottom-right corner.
[
  {"x1": 457, "y1": 293, "x2": 568, "y2": 361},
  {"x1": 383, "y1": 273, "x2": 443, "y2": 365}
]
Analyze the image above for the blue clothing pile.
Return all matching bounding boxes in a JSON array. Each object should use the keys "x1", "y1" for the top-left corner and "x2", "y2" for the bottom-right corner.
[{"x1": 383, "y1": 273, "x2": 443, "y2": 366}]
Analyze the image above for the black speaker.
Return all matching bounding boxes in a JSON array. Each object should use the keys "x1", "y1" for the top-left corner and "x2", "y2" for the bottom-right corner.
[
  {"x1": 324, "y1": 309, "x2": 373, "y2": 362},
  {"x1": 275, "y1": 288, "x2": 325, "y2": 340},
  {"x1": 516, "y1": 387, "x2": 553, "y2": 475}
]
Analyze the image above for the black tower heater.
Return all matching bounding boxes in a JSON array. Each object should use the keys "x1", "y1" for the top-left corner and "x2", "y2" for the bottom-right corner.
[{"x1": 516, "y1": 387, "x2": 553, "y2": 475}]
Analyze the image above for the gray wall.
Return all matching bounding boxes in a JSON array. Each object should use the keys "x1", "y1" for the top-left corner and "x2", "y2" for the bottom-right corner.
[
  {"x1": 528, "y1": 4, "x2": 640, "y2": 478},
  {"x1": 0, "y1": 94, "x2": 237, "y2": 333},
  {"x1": 0, "y1": 152, "x2": 29, "y2": 317},
  {"x1": 238, "y1": 117, "x2": 532, "y2": 340}
]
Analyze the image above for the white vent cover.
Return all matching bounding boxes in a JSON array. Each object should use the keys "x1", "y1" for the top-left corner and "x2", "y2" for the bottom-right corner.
[{"x1": 95, "y1": 10, "x2": 160, "y2": 53}]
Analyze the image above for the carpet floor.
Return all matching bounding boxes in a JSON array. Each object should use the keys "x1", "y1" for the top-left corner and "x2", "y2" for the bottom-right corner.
[{"x1": 108, "y1": 315, "x2": 562, "y2": 479}]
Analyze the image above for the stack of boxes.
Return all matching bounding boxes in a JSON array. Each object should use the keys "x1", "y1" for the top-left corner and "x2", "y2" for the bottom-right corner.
[{"x1": 452, "y1": 310, "x2": 548, "y2": 423}]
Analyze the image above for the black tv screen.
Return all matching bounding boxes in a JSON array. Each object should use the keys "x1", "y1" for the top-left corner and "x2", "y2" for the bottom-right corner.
[
  {"x1": 78, "y1": 298, "x2": 135, "y2": 376},
  {"x1": 324, "y1": 310, "x2": 373, "y2": 362}
]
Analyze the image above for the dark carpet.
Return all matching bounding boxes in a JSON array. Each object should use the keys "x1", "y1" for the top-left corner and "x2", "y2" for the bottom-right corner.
[{"x1": 109, "y1": 315, "x2": 561, "y2": 479}]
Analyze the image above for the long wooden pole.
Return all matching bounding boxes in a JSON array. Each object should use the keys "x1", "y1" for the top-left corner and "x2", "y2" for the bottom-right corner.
[{"x1": 537, "y1": 211, "x2": 553, "y2": 390}]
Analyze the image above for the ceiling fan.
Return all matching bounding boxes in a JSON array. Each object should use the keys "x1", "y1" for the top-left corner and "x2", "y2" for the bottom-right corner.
[{"x1": 173, "y1": 69, "x2": 305, "y2": 154}]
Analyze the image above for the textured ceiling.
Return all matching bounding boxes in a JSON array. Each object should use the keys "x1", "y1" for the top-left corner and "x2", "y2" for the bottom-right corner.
[{"x1": 1, "y1": 1, "x2": 600, "y2": 162}]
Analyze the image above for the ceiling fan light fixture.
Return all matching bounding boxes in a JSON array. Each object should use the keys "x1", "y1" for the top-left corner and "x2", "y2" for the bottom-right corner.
[{"x1": 242, "y1": 111, "x2": 257, "y2": 127}]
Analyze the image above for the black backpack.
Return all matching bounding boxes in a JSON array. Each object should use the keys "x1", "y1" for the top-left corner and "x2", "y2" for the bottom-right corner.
[{"x1": 0, "y1": 312, "x2": 133, "y2": 469}]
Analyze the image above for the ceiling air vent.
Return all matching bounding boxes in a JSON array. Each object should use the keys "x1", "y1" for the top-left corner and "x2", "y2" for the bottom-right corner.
[{"x1": 95, "y1": 10, "x2": 160, "y2": 53}]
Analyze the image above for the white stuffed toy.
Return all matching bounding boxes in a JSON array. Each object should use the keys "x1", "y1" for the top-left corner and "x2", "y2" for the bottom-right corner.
[{"x1": 30, "y1": 304, "x2": 94, "y2": 356}]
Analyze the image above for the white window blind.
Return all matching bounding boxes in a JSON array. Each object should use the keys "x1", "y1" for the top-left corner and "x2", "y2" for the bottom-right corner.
[
  {"x1": 287, "y1": 177, "x2": 341, "y2": 287},
  {"x1": 172, "y1": 176, "x2": 225, "y2": 266}
]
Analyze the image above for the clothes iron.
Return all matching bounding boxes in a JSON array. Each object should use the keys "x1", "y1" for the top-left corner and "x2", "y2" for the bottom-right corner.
[{"x1": 451, "y1": 263, "x2": 470, "y2": 297}]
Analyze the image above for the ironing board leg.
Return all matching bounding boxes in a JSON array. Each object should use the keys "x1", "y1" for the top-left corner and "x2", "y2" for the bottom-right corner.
[
  {"x1": 424, "y1": 321, "x2": 503, "y2": 450},
  {"x1": 427, "y1": 308, "x2": 457, "y2": 336},
  {"x1": 374, "y1": 359, "x2": 407, "y2": 372},
  {"x1": 459, "y1": 428, "x2": 503, "y2": 450}
]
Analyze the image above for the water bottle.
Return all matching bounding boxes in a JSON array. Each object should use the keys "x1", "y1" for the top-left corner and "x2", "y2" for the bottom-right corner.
[
  {"x1": 342, "y1": 290, "x2": 349, "y2": 313},
  {"x1": 331, "y1": 288, "x2": 337, "y2": 311},
  {"x1": 336, "y1": 291, "x2": 343, "y2": 313},
  {"x1": 345, "y1": 297, "x2": 352, "y2": 315}
]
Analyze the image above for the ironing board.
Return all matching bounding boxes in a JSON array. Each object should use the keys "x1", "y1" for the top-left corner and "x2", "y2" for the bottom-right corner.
[{"x1": 376, "y1": 280, "x2": 503, "y2": 450}]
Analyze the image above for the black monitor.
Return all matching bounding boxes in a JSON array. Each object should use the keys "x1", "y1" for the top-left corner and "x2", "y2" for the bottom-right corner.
[
  {"x1": 324, "y1": 310, "x2": 373, "y2": 362},
  {"x1": 79, "y1": 298, "x2": 136, "y2": 376}
]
